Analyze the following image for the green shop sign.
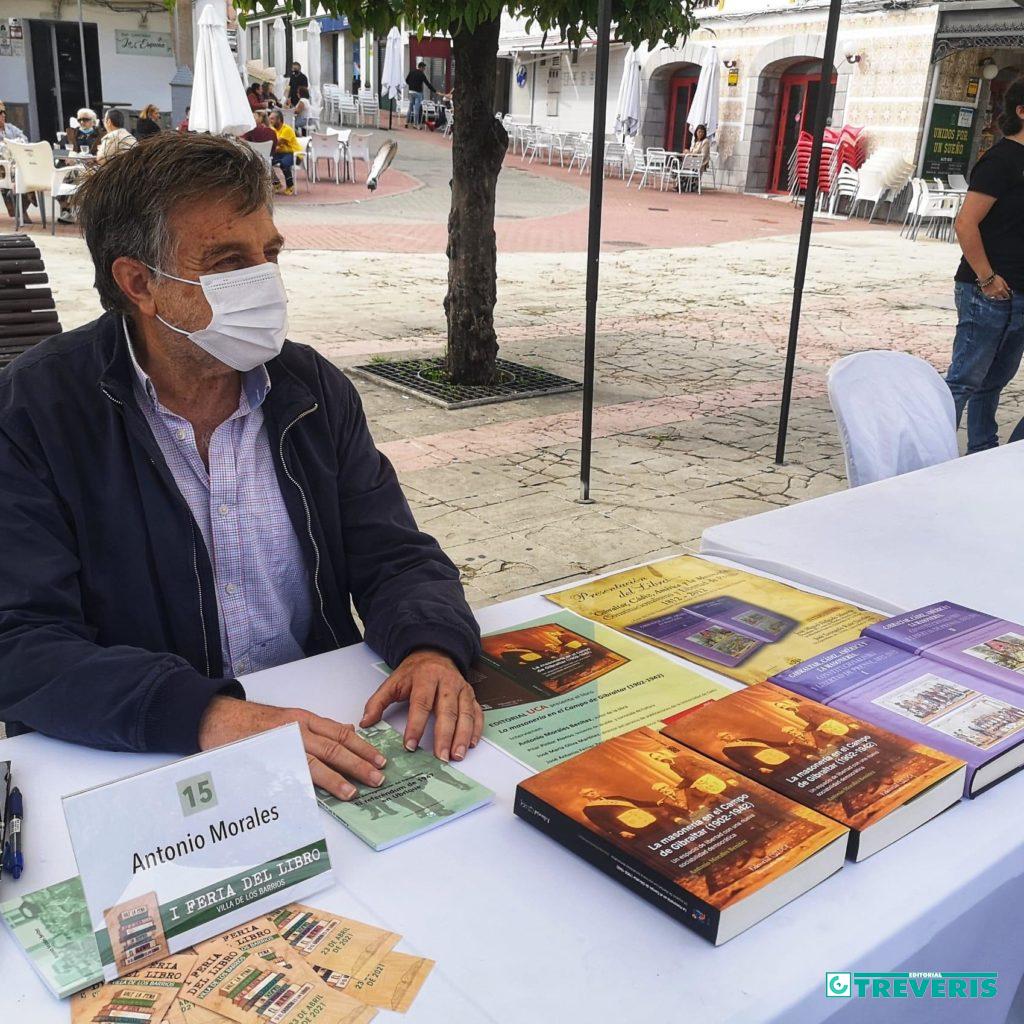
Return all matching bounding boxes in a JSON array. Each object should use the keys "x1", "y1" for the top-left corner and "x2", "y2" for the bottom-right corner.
[{"x1": 922, "y1": 103, "x2": 976, "y2": 178}]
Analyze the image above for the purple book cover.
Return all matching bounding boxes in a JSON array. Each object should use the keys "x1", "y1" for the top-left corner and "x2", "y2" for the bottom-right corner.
[
  {"x1": 863, "y1": 602, "x2": 1024, "y2": 695},
  {"x1": 686, "y1": 596, "x2": 798, "y2": 643},
  {"x1": 626, "y1": 607, "x2": 765, "y2": 667},
  {"x1": 773, "y1": 637, "x2": 1024, "y2": 794}
]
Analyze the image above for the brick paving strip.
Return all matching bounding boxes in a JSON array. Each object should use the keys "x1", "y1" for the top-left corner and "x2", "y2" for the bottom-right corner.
[{"x1": 378, "y1": 375, "x2": 825, "y2": 472}]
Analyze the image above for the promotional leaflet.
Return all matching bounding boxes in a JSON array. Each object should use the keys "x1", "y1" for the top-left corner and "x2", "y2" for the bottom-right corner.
[
  {"x1": 70, "y1": 955, "x2": 197, "y2": 1024},
  {"x1": 63, "y1": 725, "x2": 334, "y2": 981},
  {"x1": 547, "y1": 555, "x2": 880, "y2": 686},
  {"x1": 472, "y1": 609, "x2": 730, "y2": 771}
]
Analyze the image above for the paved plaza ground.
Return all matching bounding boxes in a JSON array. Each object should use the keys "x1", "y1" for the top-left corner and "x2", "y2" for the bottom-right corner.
[{"x1": 28, "y1": 129, "x2": 1015, "y2": 608}]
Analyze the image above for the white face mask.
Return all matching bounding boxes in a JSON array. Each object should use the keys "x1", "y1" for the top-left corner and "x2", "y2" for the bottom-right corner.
[{"x1": 148, "y1": 262, "x2": 289, "y2": 371}]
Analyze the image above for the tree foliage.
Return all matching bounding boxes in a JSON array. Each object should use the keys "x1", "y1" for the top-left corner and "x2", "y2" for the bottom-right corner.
[{"x1": 234, "y1": 0, "x2": 700, "y2": 53}]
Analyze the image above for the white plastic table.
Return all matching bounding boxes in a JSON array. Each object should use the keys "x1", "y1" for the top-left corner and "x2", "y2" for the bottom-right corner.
[{"x1": 2, "y1": 589, "x2": 1023, "y2": 1023}]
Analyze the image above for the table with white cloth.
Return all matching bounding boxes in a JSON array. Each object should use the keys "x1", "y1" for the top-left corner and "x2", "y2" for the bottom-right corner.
[{"x1": 4, "y1": 457, "x2": 1024, "y2": 1022}]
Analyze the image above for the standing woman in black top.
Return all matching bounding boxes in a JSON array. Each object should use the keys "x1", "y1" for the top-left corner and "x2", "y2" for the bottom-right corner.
[{"x1": 948, "y1": 78, "x2": 1024, "y2": 454}]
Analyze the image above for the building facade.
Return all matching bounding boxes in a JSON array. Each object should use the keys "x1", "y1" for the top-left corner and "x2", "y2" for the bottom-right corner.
[{"x1": 500, "y1": 0, "x2": 1024, "y2": 193}]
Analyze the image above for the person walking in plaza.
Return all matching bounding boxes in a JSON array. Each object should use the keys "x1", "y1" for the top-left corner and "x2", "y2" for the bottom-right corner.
[
  {"x1": 0, "y1": 132, "x2": 482, "y2": 791},
  {"x1": 405, "y1": 61, "x2": 437, "y2": 129},
  {"x1": 269, "y1": 110, "x2": 301, "y2": 194},
  {"x1": 288, "y1": 61, "x2": 309, "y2": 107},
  {"x1": 134, "y1": 104, "x2": 162, "y2": 140},
  {"x1": 947, "y1": 78, "x2": 1024, "y2": 454}
]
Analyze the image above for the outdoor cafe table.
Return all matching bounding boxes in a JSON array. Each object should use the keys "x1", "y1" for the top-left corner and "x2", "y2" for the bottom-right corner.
[{"x1": 3, "y1": 559, "x2": 1024, "y2": 1020}]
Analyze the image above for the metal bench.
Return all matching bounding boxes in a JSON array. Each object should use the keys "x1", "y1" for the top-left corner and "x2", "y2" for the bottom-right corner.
[{"x1": 0, "y1": 233, "x2": 61, "y2": 369}]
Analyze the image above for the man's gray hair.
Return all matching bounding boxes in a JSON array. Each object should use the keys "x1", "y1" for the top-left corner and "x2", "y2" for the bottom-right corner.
[{"x1": 74, "y1": 132, "x2": 273, "y2": 314}]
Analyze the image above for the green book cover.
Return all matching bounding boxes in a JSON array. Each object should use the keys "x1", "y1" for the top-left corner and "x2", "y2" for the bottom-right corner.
[
  {"x1": 317, "y1": 722, "x2": 494, "y2": 851},
  {"x1": 0, "y1": 875, "x2": 103, "y2": 998}
]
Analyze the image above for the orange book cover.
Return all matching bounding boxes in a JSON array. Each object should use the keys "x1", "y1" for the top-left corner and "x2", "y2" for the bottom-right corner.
[
  {"x1": 516, "y1": 727, "x2": 845, "y2": 914},
  {"x1": 663, "y1": 682, "x2": 964, "y2": 833}
]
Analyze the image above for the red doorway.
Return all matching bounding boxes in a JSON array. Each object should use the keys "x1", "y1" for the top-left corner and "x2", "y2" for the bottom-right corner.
[
  {"x1": 770, "y1": 68, "x2": 837, "y2": 192},
  {"x1": 665, "y1": 70, "x2": 698, "y2": 151}
]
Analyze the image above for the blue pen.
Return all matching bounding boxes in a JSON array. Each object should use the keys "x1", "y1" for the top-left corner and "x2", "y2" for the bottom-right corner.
[{"x1": 3, "y1": 787, "x2": 22, "y2": 880}]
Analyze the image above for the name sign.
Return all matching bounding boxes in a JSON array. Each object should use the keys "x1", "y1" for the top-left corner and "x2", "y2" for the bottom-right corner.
[
  {"x1": 63, "y1": 724, "x2": 333, "y2": 981},
  {"x1": 115, "y1": 29, "x2": 173, "y2": 58}
]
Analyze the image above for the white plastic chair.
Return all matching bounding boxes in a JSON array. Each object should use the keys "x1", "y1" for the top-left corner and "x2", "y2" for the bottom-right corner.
[
  {"x1": 948, "y1": 173, "x2": 969, "y2": 191},
  {"x1": 308, "y1": 130, "x2": 342, "y2": 183},
  {"x1": 347, "y1": 132, "x2": 371, "y2": 182},
  {"x1": 665, "y1": 153, "x2": 703, "y2": 194},
  {"x1": 603, "y1": 141, "x2": 626, "y2": 179},
  {"x1": 827, "y1": 351, "x2": 960, "y2": 488},
  {"x1": 50, "y1": 166, "x2": 81, "y2": 234},
  {"x1": 8, "y1": 141, "x2": 55, "y2": 229},
  {"x1": 245, "y1": 138, "x2": 273, "y2": 169}
]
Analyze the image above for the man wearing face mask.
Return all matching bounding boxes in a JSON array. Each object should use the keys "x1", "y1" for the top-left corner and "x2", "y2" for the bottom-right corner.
[{"x1": 0, "y1": 133, "x2": 483, "y2": 801}]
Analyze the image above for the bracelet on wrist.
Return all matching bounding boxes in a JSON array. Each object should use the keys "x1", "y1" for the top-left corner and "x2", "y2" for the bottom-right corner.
[{"x1": 978, "y1": 273, "x2": 997, "y2": 289}]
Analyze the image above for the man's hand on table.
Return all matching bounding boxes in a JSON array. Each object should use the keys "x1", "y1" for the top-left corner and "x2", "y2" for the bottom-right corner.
[
  {"x1": 198, "y1": 696, "x2": 387, "y2": 801},
  {"x1": 360, "y1": 648, "x2": 484, "y2": 763}
]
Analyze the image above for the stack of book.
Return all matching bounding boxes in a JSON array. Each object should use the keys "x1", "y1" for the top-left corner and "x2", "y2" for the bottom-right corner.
[{"x1": 117, "y1": 908, "x2": 158, "y2": 969}]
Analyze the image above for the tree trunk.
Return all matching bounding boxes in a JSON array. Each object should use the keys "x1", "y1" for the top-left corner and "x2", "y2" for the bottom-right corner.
[{"x1": 444, "y1": 16, "x2": 507, "y2": 385}]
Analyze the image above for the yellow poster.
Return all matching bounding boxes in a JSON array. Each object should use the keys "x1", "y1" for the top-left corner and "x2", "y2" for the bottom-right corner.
[{"x1": 546, "y1": 555, "x2": 880, "y2": 686}]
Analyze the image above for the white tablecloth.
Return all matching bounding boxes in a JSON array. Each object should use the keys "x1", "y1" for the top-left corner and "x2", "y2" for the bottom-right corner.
[
  {"x1": 701, "y1": 445, "x2": 1024, "y2": 1022},
  {"x1": 2, "y1": 592, "x2": 1023, "y2": 1023},
  {"x1": 702, "y1": 444, "x2": 1024, "y2": 621}
]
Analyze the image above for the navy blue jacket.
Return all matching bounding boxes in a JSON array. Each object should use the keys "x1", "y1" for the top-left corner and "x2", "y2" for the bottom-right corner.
[{"x1": 0, "y1": 313, "x2": 480, "y2": 753}]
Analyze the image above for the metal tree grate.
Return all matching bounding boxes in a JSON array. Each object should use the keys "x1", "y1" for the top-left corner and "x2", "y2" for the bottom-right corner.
[{"x1": 351, "y1": 357, "x2": 582, "y2": 410}]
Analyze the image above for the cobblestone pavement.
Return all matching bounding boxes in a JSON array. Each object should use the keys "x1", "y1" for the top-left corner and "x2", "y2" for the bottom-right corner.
[{"x1": 26, "y1": 130, "x2": 1009, "y2": 609}]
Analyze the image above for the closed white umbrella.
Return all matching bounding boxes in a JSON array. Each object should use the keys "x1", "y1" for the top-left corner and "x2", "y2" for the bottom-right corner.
[
  {"x1": 380, "y1": 26, "x2": 404, "y2": 130},
  {"x1": 613, "y1": 47, "x2": 642, "y2": 138},
  {"x1": 235, "y1": 16, "x2": 248, "y2": 86},
  {"x1": 272, "y1": 17, "x2": 287, "y2": 104},
  {"x1": 190, "y1": 5, "x2": 255, "y2": 136},
  {"x1": 306, "y1": 17, "x2": 322, "y2": 113},
  {"x1": 687, "y1": 45, "x2": 720, "y2": 140}
]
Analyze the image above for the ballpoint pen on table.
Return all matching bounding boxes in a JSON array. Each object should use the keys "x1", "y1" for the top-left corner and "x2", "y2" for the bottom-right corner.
[{"x1": 3, "y1": 787, "x2": 22, "y2": 880}]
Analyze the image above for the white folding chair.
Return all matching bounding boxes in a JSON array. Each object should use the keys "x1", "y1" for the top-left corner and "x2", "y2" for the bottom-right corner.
[
  {"x1": 827, "y1": 351, "x2": 960, "y2": 488},
  {"x1": 8, "y1": 141, "x2": 56, "y2": 229}
]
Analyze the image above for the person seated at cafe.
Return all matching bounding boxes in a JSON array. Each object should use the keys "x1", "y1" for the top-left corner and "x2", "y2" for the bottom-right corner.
[
  {"x1": 685, "y1": 124, "x2": 711, "y2": 171},
  {"x1": 135, "y1": 104, "x2": 162, "y2": 140},
  {"x1": 96, "y1": 109, "x2": 137, "y2": 165},
  {"x1": 0, "y1": 102, "x2": 27, "y2": 219},
  {"x1": 243, "y1": 111, "x2": 277, "y2": 149},
  {"x1": 269, "y1": 110, "x2": 301, "y2": 195},
  {"x1": 67, "y1": 107, "x2": 104, "y2": 154},
  {"x1": 261, "y1": 83, "x2": 281, "y2": 109},
  {"x1": 0, "y1": 102, "x2": 26, "y2": 142},
  {"x1": 0, "y1": 132, "x2": 482, "y2": 797},
  {"x1": 177, "y1": 106, "x2": 191, "y2": 133},
  {"x1": 246, "y1": 83, "x2": 263, "y2": 112},
  {"x1": 292, "y1": 86, "x2": 311, "y2": 136}
]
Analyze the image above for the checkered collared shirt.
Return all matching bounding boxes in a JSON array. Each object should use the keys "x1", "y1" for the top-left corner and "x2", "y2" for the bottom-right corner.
[{"x1": 125, "y1": 320, "x2": 312, "y2": 678}]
